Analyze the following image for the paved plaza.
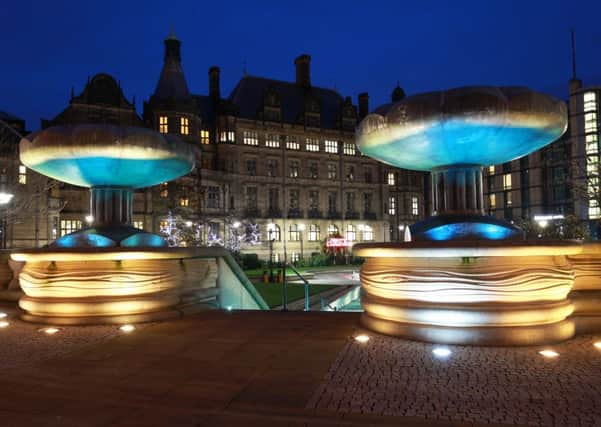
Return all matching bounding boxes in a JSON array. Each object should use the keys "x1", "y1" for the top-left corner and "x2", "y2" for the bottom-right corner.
[{"x1": 1, "y1": 307, "x2": 600, "y2": 426}]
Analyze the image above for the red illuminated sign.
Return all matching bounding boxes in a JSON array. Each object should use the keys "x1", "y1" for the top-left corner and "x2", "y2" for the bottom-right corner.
[{"x1": 326, "y1": 237, "x2": 352, "y2": 248}]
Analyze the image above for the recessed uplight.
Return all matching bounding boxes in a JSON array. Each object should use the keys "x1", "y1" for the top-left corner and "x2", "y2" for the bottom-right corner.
[
  {"x1": 0, "y1": 312, "x2": 6, "y2": 318},
  {"x1": 432, "y1": 347, "x2": 452, "y2": 358},
  {"x1": 593, "y1": 342, "x2": 601, "y2": 349},
  {"x1": 354, "y1": 334, "x2": 370, "y2": 343},
  {"x1": 226, "y1": 305, "x2": 233, "y2": 311},
  {"x1": 0, "y1": 321, "x2": 9, "y2": 328},
  {"x1": 41, "y1": 327, "x2": 60, "y2": 335},
  {"x1": 119, "y1": 324, "x2": 135, "y2": 333},
  {"x1": 539, "y1": 349, "x2": 559, "y2": 358}
]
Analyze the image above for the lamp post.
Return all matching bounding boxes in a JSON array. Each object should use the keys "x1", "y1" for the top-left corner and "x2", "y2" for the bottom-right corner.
[
  {"x1": 298, "y1": 223, "x2": 305, "y2": 261},
  {"x1": 0, "y1": 174, "x2": 14, "y2": 249},
  {"x1": 267, "y1": 223, "x2": 275, "y2": 282}
]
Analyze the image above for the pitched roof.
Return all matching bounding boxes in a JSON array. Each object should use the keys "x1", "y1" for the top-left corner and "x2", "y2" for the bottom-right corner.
[
  {"x1": 227, "y1": 75, "x2": 346, "y2": 129},
  {"x1": 153, "y1": 58, "x2": 190, "y2": 100}
]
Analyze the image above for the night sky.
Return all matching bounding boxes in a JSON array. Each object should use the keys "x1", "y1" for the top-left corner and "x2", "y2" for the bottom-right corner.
[{"x1": 2, "y1": 0, "x2": 600, "y2": 130}]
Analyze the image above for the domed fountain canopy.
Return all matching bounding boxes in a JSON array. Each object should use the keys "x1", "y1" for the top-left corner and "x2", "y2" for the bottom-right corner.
[
  {"x1": 357, "y1": 86, "x2": 567, "y2": 171},
  {"x1": 20, "y1": 124, "x2": 196, "y2": 189}
]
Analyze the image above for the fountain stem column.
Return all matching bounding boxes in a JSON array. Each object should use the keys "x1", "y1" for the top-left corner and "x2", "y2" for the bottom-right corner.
[
  {"x1": 432, "y1": 165, "x2": 483, "y2": 216},
  {"x1": 90, "y1": 187, "x2": 133, "y2": 227}
]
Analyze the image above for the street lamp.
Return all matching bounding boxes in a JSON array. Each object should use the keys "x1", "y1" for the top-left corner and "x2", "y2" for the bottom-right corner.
[
  {"x1": 267, "y1": 223, "x2": 276, "y2": 282},
  {"x1": 0, "y1": 174, "x2": 14, "y2": 249},
  {"x1": 297, "y1": 223, "x2": 305, "y2": 261}
]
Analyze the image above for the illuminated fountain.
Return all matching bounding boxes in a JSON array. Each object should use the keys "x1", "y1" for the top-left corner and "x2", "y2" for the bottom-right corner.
[
  {"x1": 11, "y1": 124, "x2": 265, "y2": 324},
  {"x1": 355, "y1": 86, "x2": 582, "y2": 345}
]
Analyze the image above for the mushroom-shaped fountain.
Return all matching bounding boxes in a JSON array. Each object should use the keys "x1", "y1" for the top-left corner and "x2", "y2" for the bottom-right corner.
[
  {"x1": 9, "y1": 124, "x2": 255, "y2": 324},
  {"x1": 354, "y1": 86, "x2": 585, "y2": 345}
]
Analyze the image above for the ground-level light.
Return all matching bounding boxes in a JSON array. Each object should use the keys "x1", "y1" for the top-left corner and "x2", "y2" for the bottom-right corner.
[
  {"x1": 539, "y1": 349, "x2": 559, "y2": 358},
  {"x1": 120, "y1": 324, "x2": 135, "y2": 333},
  {"x1": 432, "y1": 347, "x2": 452, "y2": 358},
  {"x1": 594, "y1": 342, "x2": 601, "y2": 349},
  {"x1": 0, "y1": 321, "x2": 9, "y2": 328},
  {"x1": 354, "y1": 334, "x2": 370, "y2": 343},
  {"x1": 41, "y1": 327, "x2": 60, "y2": 335}
]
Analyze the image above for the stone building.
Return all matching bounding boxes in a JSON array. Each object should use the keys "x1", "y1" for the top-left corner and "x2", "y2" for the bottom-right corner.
[{"x1": 2, "y1": 32, "x2": 426, "y2": 259}]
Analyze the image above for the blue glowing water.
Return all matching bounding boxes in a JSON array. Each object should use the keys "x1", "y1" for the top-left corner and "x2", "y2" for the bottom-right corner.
[
  {"x1": 54, "y1": 233, "x2": 115, "y2": 248},
  {"x1": 31, "y1": 157, "x2": 193, "y2": 188},
  {"x1": 121, "y1": 233, "x2": 167, "y2": 247},
  {"x1": 422, "y1": 222, "x2": 516, "y2": 241},
  {"x1": 360, "y1": 121, "x2": 564, "y2": 171}
]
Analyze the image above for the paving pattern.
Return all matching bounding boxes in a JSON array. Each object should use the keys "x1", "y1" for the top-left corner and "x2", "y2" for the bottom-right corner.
[{"x1": 308, "y1": 332, "x2": 601, "y2": 426}]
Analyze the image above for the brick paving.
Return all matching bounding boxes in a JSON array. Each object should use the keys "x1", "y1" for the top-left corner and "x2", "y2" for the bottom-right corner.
[{"x1": 308, "y1": 332, "x2": 601, "y2": 426}]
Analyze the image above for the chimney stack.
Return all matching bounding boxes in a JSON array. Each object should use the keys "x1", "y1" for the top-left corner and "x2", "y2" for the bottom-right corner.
[
  {"x1": 295, "y1": 54, "x2": 311, "y2": 87},
  {"x1": 209, "y1": 66, "x2": 220, "y2": 101},
  {"x1": 358, "y1": 92, "x2": 369, "y2": 120}
]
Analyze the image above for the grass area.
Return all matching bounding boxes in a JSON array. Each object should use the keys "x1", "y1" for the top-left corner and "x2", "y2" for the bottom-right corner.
[
  {"x1": 243, "y1": 264, "x2": 359, "y2": 278},
  {"x1": 251, "y1": 281, "x2": 337, "y2": 308}
]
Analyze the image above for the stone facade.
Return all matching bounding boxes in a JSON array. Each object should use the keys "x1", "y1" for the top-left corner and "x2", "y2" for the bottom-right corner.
[{"x1": 1, "y1": 33, "x2": 426, "y2": 260}]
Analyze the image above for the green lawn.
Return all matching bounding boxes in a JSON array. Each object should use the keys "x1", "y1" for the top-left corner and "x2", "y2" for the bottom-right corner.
[{"x1": 251, "y1": 281, "x2": 337, "y2": 308}]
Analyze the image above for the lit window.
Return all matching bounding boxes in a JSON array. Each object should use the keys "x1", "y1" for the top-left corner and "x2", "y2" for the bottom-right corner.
[
  {"x1": 343, "y1": 142, "x2": 356, "y2": 156},
  {"x1": 200, "y1": 129, "x2": 210, "y2": 145},
  {"x1": 219, "y1": 131, "x2": 235, "y2": 143},
  {"x1": 290, "y1": 252, "x2": 300, "y2": 262},
  {"x1": 289, "y1": 160, "x2": 299, "y2": 178},
  {"x1": 180, "y1": 196, "x2": 189, "y2": 207},
  {"x1": 286, "y1": 136, "x2": 300, "y2": 150},
  {"x1": 267, "y1": 224, "x2": 281, "y2": 241},
  {"x1": 362, "y1": 225, "x2": 373, "y2": 241},
  {"x1": 180, "y1": 117, "x2": 189, "y2": 135},
  {"x1": 327, "y1": 164, "x2": 337, "y2": 180},
  {"x1": 308, "y1": 224, "x2": 320, "y2": 241},
  {"x1": 289, "y1": 224, "x2": 300, "y2": 241},
  {"x1": 18, "y1": 165, "x2": 26, "y2": 184},
  {"x1": 306, "y1": 138, "x2": 319, "y2": 152},
  {"x1": 490, "y1": 194, "x2": 496, "y2": 209},
  {"x1": 506, "y1": 191, "x2": 512, "y2": 205},
  {"x1": 159, "y1": 183, "x2": 168, "y2": 198},
  {"x1": 324, "y1": 140, "x2": 338, "y2": 154},
  {"x1": 327, "y1": 224, "x2": 338, "y2": 236},
  {"x1": 584, "y1": 92, "x2": 597, "y2": 113},
  {"x1": 503, "y1": 173, "x2": 512, "y2": 190},
  {"x1": 60, "y1": 219, "x2": 82, "y2": 236},
  {"x1": 586, "y1": 134, "x2": 599, "y2": 154},
  {"x1": 159, "y1": 220, "x2": 168, "y2": 231},
  {"x1": 589, "y1": 199, "x2": 601, "y2": 219},
  {"x1": 243, "y1": 131, "x2": 259, "y2": 146},
  {"x1": 133, "y1": 221, "x2": 144, "y2": 230},
  {"x1": 411, "y1": 196, "x2": 419, "y2": 216},
  {"x1": 388, "y1": 196, "x2": 396, "y2": 215},
  {"x1": 489, "y1": 165, "x2": 495, "y2": 174},
  {"x1": 266, "y1": 134, "x2": 280, "y2": 148},
  {"x1": 346, "y1": 224, "x2": 356, "y2": 241},
  {"x1": 585, "y1": 112, "x2": 598, "y2": 133},
  {"x1": 387, "y1": 172, "x2": 395, "y2": 186},
  {"x1": 159, "y1": 116, "x2": 168, "y2": 133}
]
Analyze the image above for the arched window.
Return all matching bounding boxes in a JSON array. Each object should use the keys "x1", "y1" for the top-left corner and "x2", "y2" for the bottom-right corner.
[
  {"x1": 308, "y1": 224, "x2": 320, "y2": 241},
  {"x1": 346, "y1": 224, "x2": 356, "y2": 241},
  {"x1": 267, "y1": 224, "x2": 280, "y2": 241},
  {"x1": 362, "y1": 225, "x2": 373, "y2": 241},
  {"x1": 327, "y1": 224, "x2": 339, "y2": 236}
]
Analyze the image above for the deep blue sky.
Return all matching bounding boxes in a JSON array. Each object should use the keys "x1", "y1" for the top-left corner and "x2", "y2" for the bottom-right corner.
[{"x1": 2, "y1": 0, "x2": 600, "y2": 130}]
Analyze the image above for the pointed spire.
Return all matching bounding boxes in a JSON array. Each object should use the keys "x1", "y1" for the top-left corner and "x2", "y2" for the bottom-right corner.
[{"x1": 153, "y1": 30, "x2": 190, "y2": 100}]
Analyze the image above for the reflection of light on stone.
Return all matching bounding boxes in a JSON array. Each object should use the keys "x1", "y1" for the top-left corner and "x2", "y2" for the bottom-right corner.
[
  {"x1": 0, "y1": 321, "x2": 9, "y2": 328},
  {"x1": 539, "y1": 349, "x2": 559, "y2": 358},
  {"x1": 594, "y1": 342, "x2": 601, "y2": 349},
  {"x1": 0, "y1": 312, "x2": 6, "y2": 318},
  {"x1": 354, "y1": 334, "x2": 370, "y2": 343},
  {"x1": 432, "y1": 347, "x2": 452, "y2": 358},
  {"x1": 41, "y1": 327, "x2": 60, "y2": 335},
  {"x1": 120, "y1": 324, "x2": 135, "y2": 333}
]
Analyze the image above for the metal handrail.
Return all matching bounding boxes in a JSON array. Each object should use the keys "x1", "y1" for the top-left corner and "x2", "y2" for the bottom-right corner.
[{"x1": 283, "y1": 262, "x2": 311, "y2": 311}]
